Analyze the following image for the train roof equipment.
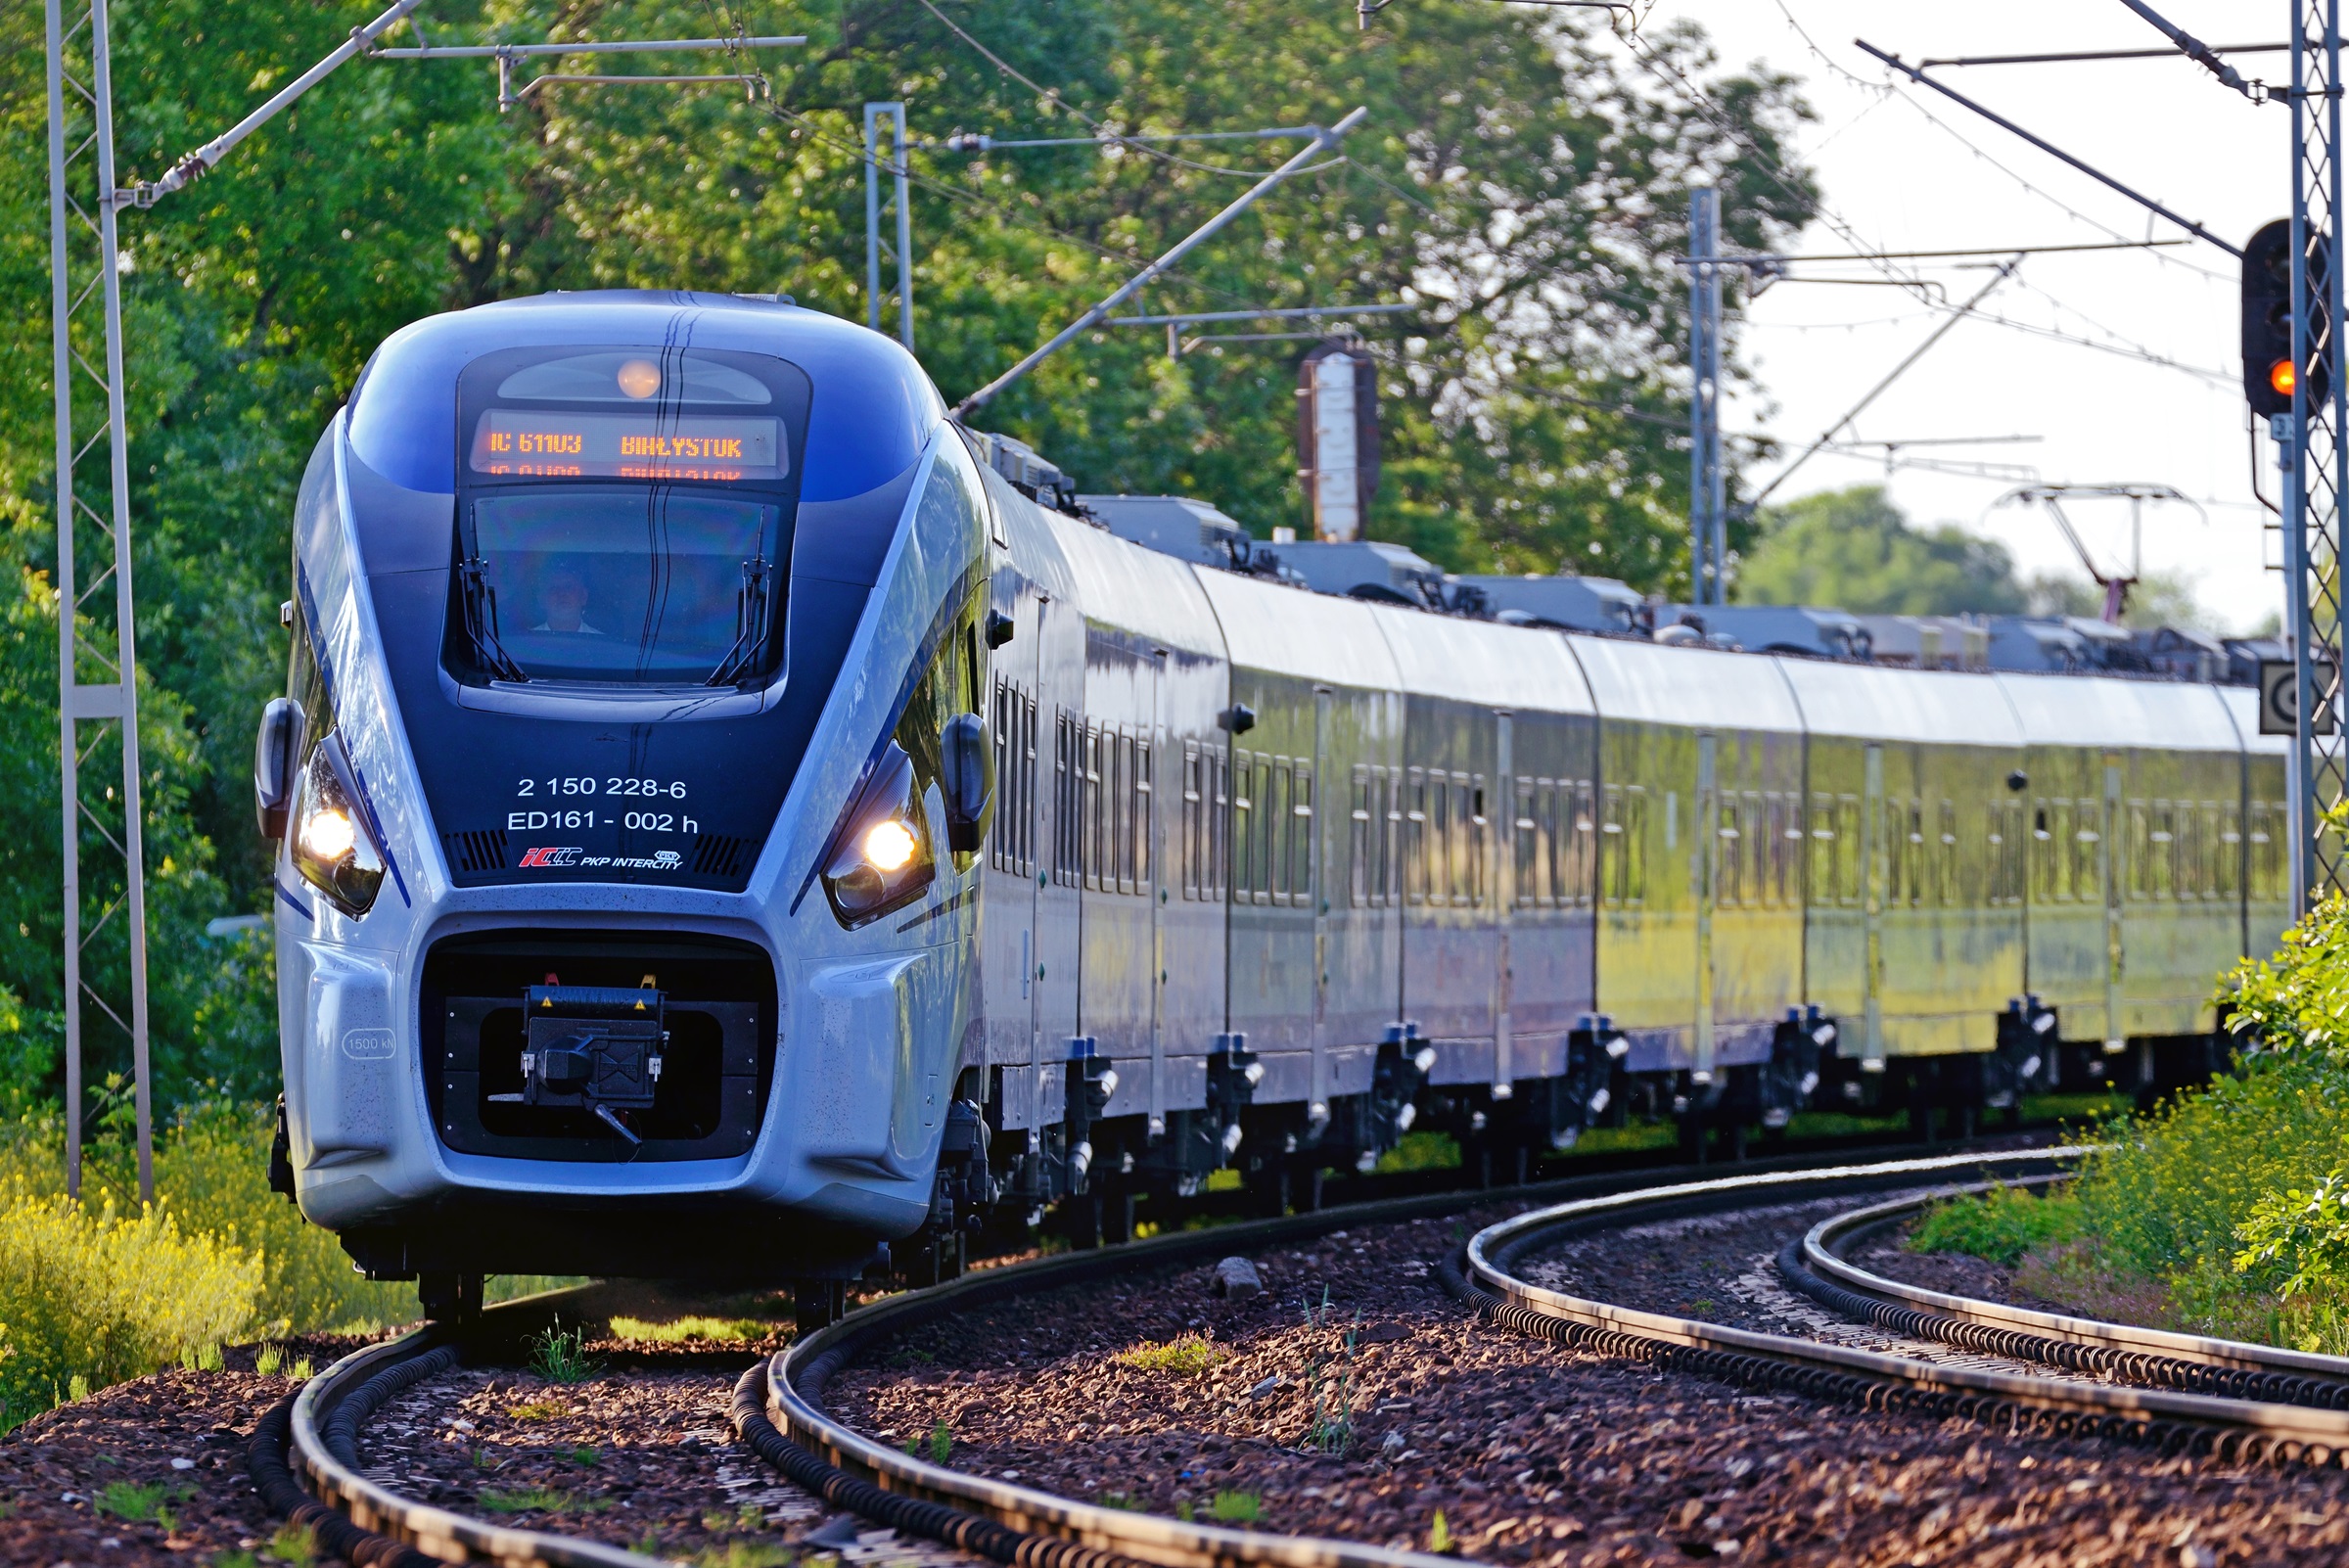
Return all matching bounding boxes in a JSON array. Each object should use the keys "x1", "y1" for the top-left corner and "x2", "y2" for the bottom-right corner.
[
  {"x1": 1451, "y1": 572, "x2": 1644, "y2": 635},
  {"x1": 1654, "y1": 603, "x2": 1872, "y2": 662}
]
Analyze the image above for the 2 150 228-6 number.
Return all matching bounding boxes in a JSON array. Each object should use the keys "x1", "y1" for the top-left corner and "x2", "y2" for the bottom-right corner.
[{"x1": 514, "y1": 776, "x2": 688, "y2": 799}]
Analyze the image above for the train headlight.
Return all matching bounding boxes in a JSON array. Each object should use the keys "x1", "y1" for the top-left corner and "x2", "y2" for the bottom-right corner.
[
  {"x1": 821, "y1": 742, "x2": 936, "y2": 928},
  {"x1": 861, "y1": 818, "x2": 920, "y2": 873},
  {"x1": 290, "y1": 733, "x2": 386, "y2": 917}
]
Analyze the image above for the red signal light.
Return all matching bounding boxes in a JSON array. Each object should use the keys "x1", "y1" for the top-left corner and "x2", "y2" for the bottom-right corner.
[{"x1": 2274, "y1": 357, "x2": 2299, "y2": 397}]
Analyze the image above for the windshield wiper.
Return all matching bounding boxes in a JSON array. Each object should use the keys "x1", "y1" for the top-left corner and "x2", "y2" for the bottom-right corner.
[
  {"x1": 459, "y1": 558, "x2": 528, "y2": 682},
  {"x1": 707, "y1": 557, "x2": 777, "y2": 687}
]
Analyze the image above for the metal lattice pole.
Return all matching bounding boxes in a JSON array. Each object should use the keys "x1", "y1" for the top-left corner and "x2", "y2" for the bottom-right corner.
[
  {"x1": 865, "y1": 102, "x2": 913, "y2": 350},
  {"x1": 44, "y1": 0, "x2": 153, "y2": 1201},
  {"x1": 1687, "y1": 188, "x2": 1725, "y2": 607},
  {"x1": 2290, "y1": 0, "x2": 2349, "y2": 909}
]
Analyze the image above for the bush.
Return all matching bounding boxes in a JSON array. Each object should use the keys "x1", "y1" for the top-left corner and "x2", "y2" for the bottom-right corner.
[
  {"x1": 1907, "y1": 1183, "x2": 2082, "y2": 1266},
  {"x1": 2028, "y1": 864, "x2": 2349, "y2": 1352},
  {"x1": 0, "y1": 1180, "x2": 258, "y2": 1430},
  {"x1": 6, "y1": 1095, "x2": 418, "y2": 1336}
]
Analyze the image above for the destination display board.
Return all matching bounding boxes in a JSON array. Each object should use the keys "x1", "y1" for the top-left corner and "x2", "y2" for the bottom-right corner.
[{"x1": 468, "y1": 408, "x2": 787, "y2": 484}]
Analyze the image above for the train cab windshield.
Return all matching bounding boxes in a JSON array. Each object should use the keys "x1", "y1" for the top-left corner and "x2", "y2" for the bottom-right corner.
[{"x1": 445, "y1": 345, "x2": 812, "y2": 690}]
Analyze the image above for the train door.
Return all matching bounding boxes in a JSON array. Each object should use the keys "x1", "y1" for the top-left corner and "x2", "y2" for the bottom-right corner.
[
  {"x1": 2101, "y1": 752, "x2": 2124, "y2": 1053},
  {"x1": 982, "y1": 580, "x2": 1052, "y2": 1128},
  {"x1": 1034, "y1": 594, "x2": 1082, "y2": 1112},
  {"x1": 1694, "y1": 732, "x2": 1718, "y2": 1079},
  {"x1": 1494, "y1": 712, "x2": 1514, "y2": 1088},
  {"x1": 1863, "y1": 741, "x2": 1886, "y2": 1071},
  {"x1": 1147, "y1": 650, "x2": 1167, "y2": 1130},
  {"x1": 1311, "y1": 686, "x2": 1333, "y2": 1109}
]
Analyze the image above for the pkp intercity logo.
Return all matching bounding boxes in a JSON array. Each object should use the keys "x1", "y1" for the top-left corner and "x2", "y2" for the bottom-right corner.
[{"x1": 517, "y1": 846, "x2": 583, "y2": 868}]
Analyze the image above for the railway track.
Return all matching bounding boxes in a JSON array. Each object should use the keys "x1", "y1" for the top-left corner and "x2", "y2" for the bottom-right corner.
[
  {"x1": 1458, "y1": 1151, "x2": 2349, "y2": 1466},
  {"x1": 250, "y1": 1134, "x2": 2349, "y2": 1567}
]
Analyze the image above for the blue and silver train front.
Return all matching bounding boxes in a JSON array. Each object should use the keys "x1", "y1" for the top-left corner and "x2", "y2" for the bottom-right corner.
[{"x1": 265, "y1": 291, "x2": 996, "y2": 1280}]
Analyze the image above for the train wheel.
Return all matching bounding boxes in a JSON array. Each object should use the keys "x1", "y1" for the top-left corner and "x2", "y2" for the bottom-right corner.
[
  {"x1": 793, "y1": 1278, "x2": 847, "y2": 1334},
  {"x1": 1100, "y1": 1177, "x2": 1138, "y2": 1246},
  {"x1": 1246, "y1": 1163, "x2": 1292, "y2": 1218},
  {"x1": 1290, "y1": 1161, "x2": 1326, "y2": 1214},
  {"x1": 418, "y1": 1270, "x2": 484, "y2": 1326},
  {"x1": 1064, "y1": 1188, "x2": 1105, "y2": 1250}
]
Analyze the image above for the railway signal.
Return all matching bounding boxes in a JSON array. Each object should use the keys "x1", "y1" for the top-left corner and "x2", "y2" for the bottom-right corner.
[{"x1": 2242, "y1": 218, "x2": 2329, "y2": 417}]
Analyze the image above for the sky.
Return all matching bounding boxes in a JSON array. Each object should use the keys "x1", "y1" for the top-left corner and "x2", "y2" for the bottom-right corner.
[{"x1": 1625, "y1": 0, "x2": 2280, "y2": 633}]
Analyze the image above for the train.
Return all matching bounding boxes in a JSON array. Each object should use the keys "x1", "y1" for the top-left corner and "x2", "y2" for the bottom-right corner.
[{"x1": 256, "y1": 289, "x2": 2290, "y2": 1319}]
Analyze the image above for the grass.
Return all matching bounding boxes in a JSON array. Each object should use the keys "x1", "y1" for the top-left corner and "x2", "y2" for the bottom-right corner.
[
  {"x1": 1096, "y1": 1492, "x2": 1145, "y2": 1511},
  {"x1": 478, "y1": 1484, "x2": 604, "y2": 1515},
  {"x1": 691, "y1": 1543, "x2": 795, "y2": 1568},
  {"x1": 0, "y1": 1100, "x2": 575, "y2": 1434},
  {"x1": 264, "y1": 1521, "x2": 318, "y2": 1563},
  {"x1": 1909, "y1": 1183, "x2": 2084, "y2": 1267},
  {"x1": 507, "y1": 1400, "x2": 566, "y2": 1421},
  {"x1": 1429, "y1": 1509, "x2": 1455, "y2": 1554},
  {"x1": 1373, "y1": 1130, "x2": 1460, "y2": 1174},
  {"x1": 1113, "y1": 1334, "x2": 1228, "y2": 1375},
  {"x1": 610, "y1": 1314, "x2": 775, "y2": 1344},
  {"x1": 1208, "y1": 1490, "x2": 1261, "y2": 1524},
  {"x1": 526, "y1": 1318, "x2": 601, "y2": 1384},
  {"x1": 93, "y1": 1478, "x2": 191, "y2": 1526}
]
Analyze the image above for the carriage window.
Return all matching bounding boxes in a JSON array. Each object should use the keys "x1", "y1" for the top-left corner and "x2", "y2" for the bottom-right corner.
[
  {"x1": 1291, "y1": 763, "x2": 1314, "y2": 902},
  {"x1": 1380, "y1": 768, "x2": 1403, "y2": 907},
  {"x1": 1405, "y1": 767, "x2": 1429, "y2": 904},
  {"x1": 1268, "y1": 761, "x2": 1294, "y2": 903},
  {"x1": 2250, "y1": 801, "x2": 2281, "y2": 900},
  {"x1": 1466, "y1": 773, "x2": 1487, "y2": 907},
  {"x1": 1232, "y1": 752, "x2": 1256, "y2": 901},
  {"x1": 2219, "y1": 804, "x2": 2243, "y2": 899},
  {"x1": 1569, "y1": 779, "x2": 1596, "y2": 907},
  {"x1": 1516, "y1": 779, "x2": 1545, "y2": 909},
  {"x1": 1053, "y1": 712, "x2": 1079, "y2": 887}
]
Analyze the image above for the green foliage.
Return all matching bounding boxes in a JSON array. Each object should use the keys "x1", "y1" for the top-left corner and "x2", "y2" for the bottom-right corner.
[
  {"x1": 94, "y1": 1478, "x2": 191, "y2": 1525},
  {"x1": 1735, "y1": 485, "x2": 2027, "y2": 616},
  {"x1": 929, "y1": 1419, "x2": 953, "y2": 1464},
  {"x1": 3, "y1": 1099, "x2": 419, "y2": 1334},
  {"x1": 1113, "y1": 1333, "x2": 1227, "y2": 1375},
  {"x1": 1372, "y1": 1130, "x2": 1459, "y2": 1175},
  {"x1": 1207, "y1": 1490, "x2": 1261, "y2": 1524},
  {"x1": 610, "y1": 1314, "x2": 774, "y2": 1344},
  {"x1": 1300, "y1": 1289, "x2": 1359, "y2": 1455},
  {"x1": 265, "y1": 1521, "x2": 319, "y2": 1564},
  {"x1": 1428, "y1": 1510, "x2": 1454, "y2": 1554},
  {"x1": 477, "y1": 1485, "x2": 579, "y2": 1515},
  {"x1": 0, "y1": 1176, "x2": 257, "y2": 1432},
  {"x1": 0, "y1": 0, "x2": 1817, "y2": 1130},
  {"x1": 2036, "y1": 866, "x2": 2349, "y2": 1349},
  {"x1": 2234, "y1": 1170, "x2": 2349, "y2": 1299},
  {"x1": 526, "y1": 1318, "x2": 601, "y2": 1384},
  {"x1": 1907, "y1": 1184, "x2": 2083, "y2": 1267},
  {"x1": 692, "y1": 1543, "x2": 794, "y2": 1568}
]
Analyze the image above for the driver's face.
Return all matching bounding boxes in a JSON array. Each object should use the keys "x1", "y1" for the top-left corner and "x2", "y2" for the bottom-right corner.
[{"x1": 543, "y1": 571, "x2": 588, "y2": 630}]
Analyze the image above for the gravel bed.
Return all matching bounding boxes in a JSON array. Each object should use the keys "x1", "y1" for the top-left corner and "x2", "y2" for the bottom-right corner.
[
  {"x1": 828, "y1": 1203, "x2": 2349, "y2": 1565},
  {"x1": 345, "y1": 1319, "x2": 990, "y2": 1568},
  {"x1": 1844, "y1": 1226, "x2": 2089, "y2": 1316},
  {"x1": 0, "y1": 1338, "x2": 359, "y2": 1567}
]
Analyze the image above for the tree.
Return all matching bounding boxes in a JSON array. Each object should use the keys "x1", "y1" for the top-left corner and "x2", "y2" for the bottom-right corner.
[
  {"x1": 0, "y1": 0, "x2": 1818, "y2": 1109},
  {"x1": 1734, "y1": 485, "x2": 2028, "y2": 616}
]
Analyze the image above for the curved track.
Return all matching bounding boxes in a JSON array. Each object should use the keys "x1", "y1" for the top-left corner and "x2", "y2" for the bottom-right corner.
[
  {"x1": 267, "y1": 1133, "x2": 2279, "y2": 1567},
  {"x1": 1461, "y1": 1151, "x2": 2349, "y2": 1466}
]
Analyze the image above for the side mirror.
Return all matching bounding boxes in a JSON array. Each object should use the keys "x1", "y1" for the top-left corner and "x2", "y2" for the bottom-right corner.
[
  {"x1": 254, "y1": 698, "x2": 305, "y2": 839},
  {"x1": 941, "y1": 711, "x2": 994, "y2": 855}
]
